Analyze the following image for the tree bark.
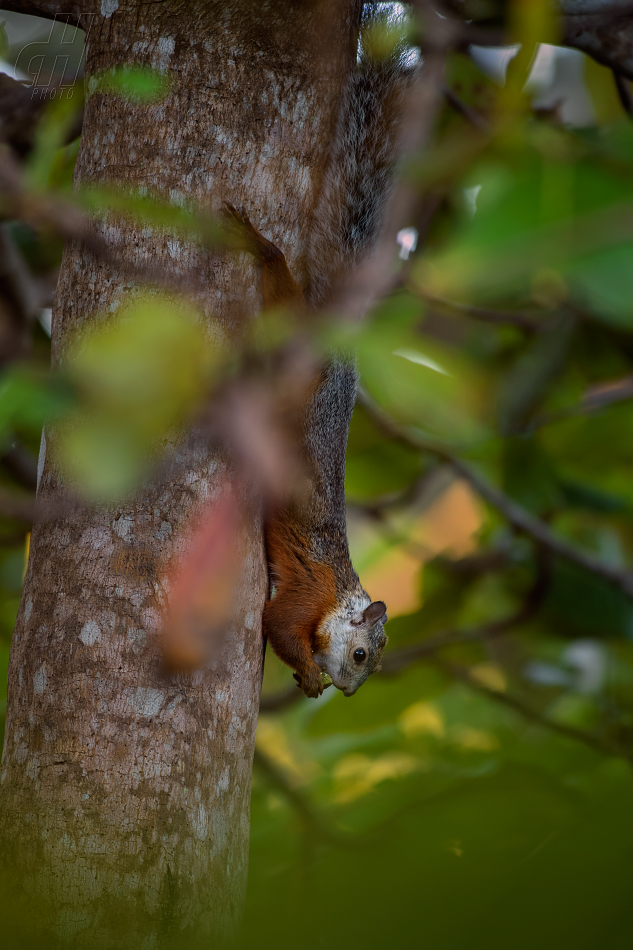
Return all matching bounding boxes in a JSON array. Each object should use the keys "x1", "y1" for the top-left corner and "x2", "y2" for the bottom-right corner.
[{"x1": 0, "y1": 1, "x2": 359, "y2": 945}]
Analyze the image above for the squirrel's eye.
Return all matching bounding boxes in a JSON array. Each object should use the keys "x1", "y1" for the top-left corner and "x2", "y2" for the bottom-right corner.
[{"x1": 353, "y1": 648, "x2": 366, "y2": 664}]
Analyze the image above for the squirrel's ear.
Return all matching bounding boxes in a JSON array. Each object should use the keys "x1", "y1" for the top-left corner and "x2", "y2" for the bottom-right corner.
[{"x1": 363, "y1": 601, "x2": 387, "y2": 626}]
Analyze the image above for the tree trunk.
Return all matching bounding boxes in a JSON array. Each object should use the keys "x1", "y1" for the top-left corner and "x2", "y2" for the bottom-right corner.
[{"x1": 0, "y1": 1, "x2": 358, "y2": 945}]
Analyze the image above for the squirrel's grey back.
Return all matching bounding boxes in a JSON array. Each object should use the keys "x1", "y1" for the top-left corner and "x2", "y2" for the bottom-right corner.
[
  {"x1": 299, "y1": 6, "x2": 415, "y2": 589},
  {"x1": 306, "y1": 3, "x2": 414, "y2": 306}
]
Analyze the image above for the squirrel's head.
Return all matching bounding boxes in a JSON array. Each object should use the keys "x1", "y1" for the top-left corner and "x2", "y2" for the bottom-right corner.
[{"x1": 313, "y1": 593, "x2": 388, "y2": 697}]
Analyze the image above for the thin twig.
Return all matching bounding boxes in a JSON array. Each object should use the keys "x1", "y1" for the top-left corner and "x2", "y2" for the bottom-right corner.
[
  {"x1": 380, "y1": 627, "x2": 492, "y2": 673},
  {"x1": 434, "y1": 656, "x2": 633, "y2": 765},
  {"x1": 253, "y1": 747, "x2": 352, "y2": 844},
  {"x1": 613, "y1": 71, "x2": 633, "y2": 117},
  {"x1": 434, "y1": 542, "x2": 513, "y2": 578},
  {"x1": 442, "y1": 83, "x2": 491, "y2": 132},
  {"x1": 348, "y1": 466, "x2": 451, "y2": 519},
  {"x1": 532, "y1": 375, "x2": 633, "y2": 430},
  {"x1": 0, "y1": 487, "x2": 35, "y2": 523},
  {"x1": 0, "y1": 224, "x2": 40, "y2": 322},
  {"x1": 353, "y1": 504, "x2": 435, "y2": 562},
  {"x1": 357, "y1": 388, "x2": 633, "y2": 598},
  {"x1": 259, "y1": 685, "x2": 302, "y2": 713},
  {"x1": 419, "y1": 290, "x2": 543, "y2": 331},
  {"x1": 382, "y1": 555, "x2": 550, "y2": 675}
]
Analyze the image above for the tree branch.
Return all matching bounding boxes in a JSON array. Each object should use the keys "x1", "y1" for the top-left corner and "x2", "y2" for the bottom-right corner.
[
  {"x1": 357, "y1": 389, "x2": 633, "y2": 599},
  {"x1": 0, "y1": 2, "x2": 85, "y2": 26},
  {"x1": 614, "y1": 70, "x2": 633, "y2": 116},
  {"x1": 434, "y1": 656, "x2": 633, "y2": 765},
  {"x1": 442, "y1": 83, "x2": 490, "y2": 133},
  {"x1": 0, "y1": 487, "x2": 35, "y2": 523},
  {"x1": 559, "y1": 1, "x2": 633, "y2": 13},
  {"x1": 259, "y1": 685, "x2": 303, "y2": 713},
  {"x1": 418, "y1": 290, "x2": 544, "y2": 331},
  {"x1": 381, "y1": 552, "x2": 550, "y2": 675},
  {"x1": 253, "y1": 747, "x2": 352, "y2": 845},
  {"x1": 562, "y1": 13, "x2": 633, "y2": 82},
  {"x1": 532, "y1": 375, "x2": 633, "y2": 430},
  {"x1": 0, "y1": 225, "x2": 39, "y2": 315}
]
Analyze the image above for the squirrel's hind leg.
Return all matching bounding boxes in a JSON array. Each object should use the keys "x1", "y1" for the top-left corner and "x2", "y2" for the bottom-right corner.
[
  {"x1": 221, "y1": 201, "x2": 306, "y2": 312},
  {"x1": 221, "y1": 201, "x2": 271, "y2": 257}
]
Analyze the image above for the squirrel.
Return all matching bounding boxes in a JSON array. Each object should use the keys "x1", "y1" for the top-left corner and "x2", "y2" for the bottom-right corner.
[
  {"x1": 222, "y1": 201, "x2": 388, "y2": 699},
  {"x1": 220, "y1": 5, "x2": 414, "y2": 698}
]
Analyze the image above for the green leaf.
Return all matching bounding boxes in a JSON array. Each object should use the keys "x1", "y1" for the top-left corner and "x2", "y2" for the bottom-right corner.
[
  {"x1": 76, "y1": 184, "x2": 224, "y2": 248},
  {"x1": 543, "y1": 559, "x2": 633, "y2": 640},
  {"x1": 88, "y1": 66, "x2": 170, "y2": 103},
  {"x1": 54, "y1": 295, "x2": 222, "y2": 501},
  {"x1": 502, "y1": 436, "x2": 563, "y2": 515},
  {"x1": 498, "y1": 317, "x2": 574, "y2": 435},
  {"x1": 346, "y1": 404, "x2": 423, "y2": 500},
  {"x1": 356, "y1": 293, "x2": 489, "y2": 445},
  {"x1": 25, "y1": 93, "x2": 84, "y2": 190},
  {"x1": 566, "y1": 244, "x2": 633, "y2": 328},
  {"x1": 414, "y1": 130, "x2": 633, "y2": 322},
  {"x1": 560, "y1": 481, "x2": 631, "y2": 515}
]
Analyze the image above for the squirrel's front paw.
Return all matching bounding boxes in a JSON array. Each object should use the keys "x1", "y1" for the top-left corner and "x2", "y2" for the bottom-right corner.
[{"x1": 294, "y1": 664, "x2": 323, "y2": 699}]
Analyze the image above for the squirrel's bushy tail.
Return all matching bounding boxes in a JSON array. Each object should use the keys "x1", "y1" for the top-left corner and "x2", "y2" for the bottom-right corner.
[{"x1": 306, "y1": 2, "x2": 415, "y2": 306}]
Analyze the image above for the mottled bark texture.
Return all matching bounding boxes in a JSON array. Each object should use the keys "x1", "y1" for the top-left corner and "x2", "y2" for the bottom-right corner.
[{"x1": 0, "y1": 1, "x2": 359, "y2": 946}]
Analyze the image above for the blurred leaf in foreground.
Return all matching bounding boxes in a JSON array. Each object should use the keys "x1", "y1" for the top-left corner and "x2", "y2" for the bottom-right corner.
[
  {"x1": 54, "y1": 295, "x2": 221, "y2": 501},
  {"x1": 162, "y1": 478, "x2": 245, "y2": 671},
  {"x1": 87, "y1": 66, "x2": 170, "y2": 103}
]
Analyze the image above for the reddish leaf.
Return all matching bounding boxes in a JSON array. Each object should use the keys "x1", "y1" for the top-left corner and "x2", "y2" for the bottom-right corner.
[{"x1": 162, "y1": 481, "x2": 245, "y2": 671}]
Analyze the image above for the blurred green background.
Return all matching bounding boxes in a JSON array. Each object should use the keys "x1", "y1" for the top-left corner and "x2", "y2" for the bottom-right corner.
[{"x1": 3, "y1": 2, "x2": 633, "y2": 947}]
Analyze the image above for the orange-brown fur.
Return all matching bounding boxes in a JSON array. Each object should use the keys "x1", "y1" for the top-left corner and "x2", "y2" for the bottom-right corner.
[
  {"x1": 222, "y1": 201, "x2": 306, "y2": 312},
  {"x1": 263, "y1": 511, "x2": 336, "y2": 698}
]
